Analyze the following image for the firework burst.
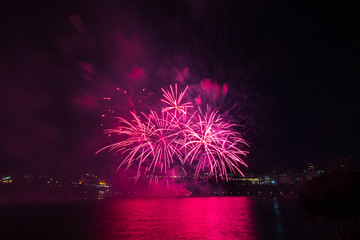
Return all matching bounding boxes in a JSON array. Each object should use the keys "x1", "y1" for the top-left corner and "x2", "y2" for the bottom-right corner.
[
  {"x1": 97, "y1": 110, "x2": 184, "y2": 180},
  {"x1": 98, "y1": 84, "x2": 248, "y2": 182},
  {"x1": 161, "y1": 83, "x2": 193, "y2": 117},
  {"x1": 181, "y1": 108, "x2": 248, "y2": 181}
]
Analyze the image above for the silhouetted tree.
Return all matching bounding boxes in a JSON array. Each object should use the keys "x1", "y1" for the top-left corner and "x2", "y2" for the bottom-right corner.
[{"x1": 298, "y1": 168, "x2": 360, "y2": 240}]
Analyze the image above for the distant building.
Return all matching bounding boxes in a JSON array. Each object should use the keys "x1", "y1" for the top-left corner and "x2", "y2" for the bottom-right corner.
[
  {"x1": 79, "y1": 173, "x2": 109, "y2": 188},
  {"x1": 79, "y1": 173, "x2": 98, "y2": 185},
  {"x1": 296, "y1": 163, "x2": 323, "y2": 184},
  {"x1": 232, "y1": 173, "x2": 260, "y2": 185},
  {"x1": 306, "y1": 163, "x2": 315, "y2": 172},
  {"x1": 0, "y1": 176, "x2": 13, "y2": 183},
  {"x1": 305, "y1": 163, "x2": 318, "y2": 181},
  {"x1": 277, "y1": 171, "x2": 293, "y2": 185},
  {"x1": 259, "y1": 175, "x2": 276, "y2": 185}
]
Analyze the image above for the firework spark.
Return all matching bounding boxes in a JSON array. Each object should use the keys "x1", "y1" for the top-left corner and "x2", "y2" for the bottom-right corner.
[
  {"x1": 98, "y1": 84, "x2": 248, "y2": 182},
  {"x1": 181, "y1": 108, "x2": 248, "y2": 181},
  {"x1": 97, "y1": 110, "x2": 184, "y2": 180},
  {"x1": 161, "y1": 84, "x2": 193, "y2": 116}
]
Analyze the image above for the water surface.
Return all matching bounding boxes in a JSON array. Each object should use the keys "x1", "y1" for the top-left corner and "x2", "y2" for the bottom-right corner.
[{"x1": 0, "y1": 197, "x2": 334, "y2": 239}]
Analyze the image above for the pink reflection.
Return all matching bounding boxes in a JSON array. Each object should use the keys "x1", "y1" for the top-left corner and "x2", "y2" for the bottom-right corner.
[{"x1": 103, "y1": 197, "x2": 257, "y2": 239}]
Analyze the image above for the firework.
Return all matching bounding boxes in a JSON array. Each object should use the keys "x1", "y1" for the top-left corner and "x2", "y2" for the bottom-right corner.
[
  {"x1": 161, "y1": 84, "x2": 193, "y2": 117},
  {"x1": 97, "y1": 110, "x2": 184, "y2": 180},
  {"x1": 98, "y1": 84, "x2": 248, "y2": 181},
  {"x1": 181, "y1": 108, "x2": 248, "y2": 181}
]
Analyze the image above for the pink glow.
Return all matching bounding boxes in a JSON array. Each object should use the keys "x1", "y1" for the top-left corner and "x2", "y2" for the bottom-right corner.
[
  {"x1": 175, "y1": 67, "x2": 190, "y2": 83},
  {"x1": 201, "y1": 78, "x2": 220, "y2": 95},
  {"x1": 105, "y1": 197, "x2": 257, "y2": 239},
  {"x1": 195, "y1": 94, "x2": 202, "y2": 105},
  {"x1": 80, "y1": 62, "x2": 95, "y2": 74},
  {"x1": 68, "y1": 14, "x2": 87, "y2": 33},
  {"x1": 223, "y1": 83, "x2": 228, "y2": 95},
  {"x1": 127, "y1": 96, "x2": 136, "y2": 113},
  {"x1": 114, "y1": 31, "x2": 144, "y2": 71},
  {"x1": 126, "y1": 66, "x2": 147, "y2": 81},
  {"x1": 74, "y1": 92, "x2": 98, "y2": 109},
  {"x1": 200, "y1": 79, "x2": 229, "y2": 102},
  {"x1": 79, "y1": 62, "x2": 95, "y2": 82}
]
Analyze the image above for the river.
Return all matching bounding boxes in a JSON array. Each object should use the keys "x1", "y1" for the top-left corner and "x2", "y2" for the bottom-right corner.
[{"x1": 0, "y1": 197, "x2": 334, "y2": 239}]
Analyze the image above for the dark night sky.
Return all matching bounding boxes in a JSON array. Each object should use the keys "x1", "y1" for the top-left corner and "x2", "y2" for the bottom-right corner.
[{"x1": 0, "y1": 1, "x2": 358, "y2": 177}]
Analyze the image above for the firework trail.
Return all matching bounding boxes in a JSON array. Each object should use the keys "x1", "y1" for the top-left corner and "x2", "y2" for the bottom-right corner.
[
  {"x1": 181, "y1": 108, "x2": 248, "y2": 181},
  {"x1": 98, "y1": 84, "x2": 248, "y2": 181},
  {"x1": 97, "y1": 111, "x2": 183, "y2": 180},
  {"x1": 161, "y1": 84, "x2": 193, "y2": 117}
]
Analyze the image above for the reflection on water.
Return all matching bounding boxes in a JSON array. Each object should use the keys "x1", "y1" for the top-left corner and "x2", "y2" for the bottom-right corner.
[
  {"x1": 103, "y1": 197, "x2": 256, "y2": 240},
  {"x1": 272, "y1": 198, "x2": 285, "y2": 240},
  {"x1": 1, "y1": 197, "x2": 334, "y2": 240}
]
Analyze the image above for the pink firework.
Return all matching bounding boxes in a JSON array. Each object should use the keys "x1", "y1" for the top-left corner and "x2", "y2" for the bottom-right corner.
[
  {"x1": 98, "y1": 84, "x2": 248, "y2": 182},
  {"x1": 97, "y1": 110, "x2": 184, "y2": 180},
  {"x1": 182, "y1": 108, "x2": 248, "y2": 181},
  {"x1": 161, "y1": 84, "x2": 193, "y2": 116}
]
